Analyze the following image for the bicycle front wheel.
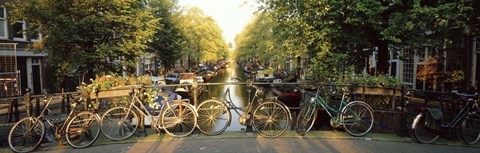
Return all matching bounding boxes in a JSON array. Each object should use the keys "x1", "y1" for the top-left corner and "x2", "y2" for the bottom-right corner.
[
  {"x1": 161, "y1": 102, "x2": 197, "y2": 137},
  {"x1": 295, "y1": 102, "x2": 317, "y2": 136},
  {"x1": 461, "y1": 113, "x2": 480, "y2": 145},
  {"x1": 100, "y1": 107, "x2": 139, "y2": 141},
  {"x1": 66, "y1": 111, "x2": 101, "y2": 148},
  {"x1": 196, "y1": 99, "x2": 231, "y2": 135},
  {"x1": 413, "y1": 112, "x2": 440, "y2": 143},
  {"x1": 340, "y1": 101, "x2": 374, "y2": 137},
  {"x1": 8, "y1": 117, "x2": 45, "y2": 153},
  {"x1": 253, "y1": 100, "x2": 290, "y2": 138}
]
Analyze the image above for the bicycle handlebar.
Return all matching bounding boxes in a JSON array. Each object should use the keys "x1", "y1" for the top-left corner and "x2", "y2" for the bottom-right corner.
[{"x1": 450, "y1": 90, "x2": 479, "y2": 98}]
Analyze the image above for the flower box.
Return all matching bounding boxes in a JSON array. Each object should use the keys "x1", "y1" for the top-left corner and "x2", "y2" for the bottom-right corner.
[
  {"x1": 89, "y1": 86, "x2": 133, "y2": 99},
  {"x1": 355, "y1": 86, "x2": 401, "y2": 97}
]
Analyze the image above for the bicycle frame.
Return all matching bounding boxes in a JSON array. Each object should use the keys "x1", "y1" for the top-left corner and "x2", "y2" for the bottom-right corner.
[
  {"x1": 122, "y1": 91, "x2": 186, "y2": 129},
  {"x1": 28, "y1": 97, "x2": 77, "y2": 141},
  {"x1": 221, "y1": 81, "x2": 261, "y2": 116},
  {"x1": 420, "y1": 97, "x2": 476, "y2": 129},
  {"x1": 311, "y1": 88, "x2": 350, "y2": 125}
]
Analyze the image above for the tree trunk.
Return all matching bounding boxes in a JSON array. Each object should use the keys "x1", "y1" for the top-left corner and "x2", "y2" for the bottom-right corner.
[{"x1": 376, "y1": 40, "x2": 389, "y2": 75}]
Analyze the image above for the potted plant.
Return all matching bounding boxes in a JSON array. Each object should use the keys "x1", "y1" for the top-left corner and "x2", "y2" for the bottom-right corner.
[{"x1": 354, "y1": 74, "x2": 402, "y2": 96}]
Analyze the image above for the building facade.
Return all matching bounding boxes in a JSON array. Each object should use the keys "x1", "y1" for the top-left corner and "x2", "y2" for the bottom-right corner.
[
  {"x1": 388, "y1": 36, "x2": 479, "y2": 92},
  {"x1": 0, "y1": 1, "x2": 47, "y2": 96}
]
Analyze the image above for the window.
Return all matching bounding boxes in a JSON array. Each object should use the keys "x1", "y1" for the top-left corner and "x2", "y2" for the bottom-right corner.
[
  {"x1": 418, "y1": 48, "x2": 426, "y2": 63},
  {"x1": 32, "y1": 58, "x2": 39, "y2": 64},
  {"x1": 13, "y1": 21, "x2": 26, "y2": 41},
  {"x1": 403, "y1": 48, "x2": 414, "y2": 84},
  {"x1": 0, "y1": 7, "x2": 7, "y2": 39},
  {"x1": 31, "y1": 32, "x2": 42, "y2": 42}
]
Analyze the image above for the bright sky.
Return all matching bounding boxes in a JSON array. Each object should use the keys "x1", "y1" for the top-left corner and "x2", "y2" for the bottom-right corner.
[{"x1": 177, "y1": 0, "x2": 258, "y2": 48}]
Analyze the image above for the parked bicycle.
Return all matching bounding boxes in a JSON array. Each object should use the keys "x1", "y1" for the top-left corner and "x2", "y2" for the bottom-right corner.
[
  {"x1": 412, "y1": 90, "x2": 480, "y2": 144},
  {"x1": 196, "y1": 77, "x2": 292, "y2": 138},
  {"x1": 8, "y1": 94, "x2": 101, "y2": 153},
  {"x1": 295, "y1": 85, "x2": 374, "y2": 136},
  {"x1": 100, "y1": 87, "x2": 197, "y2": 140}
]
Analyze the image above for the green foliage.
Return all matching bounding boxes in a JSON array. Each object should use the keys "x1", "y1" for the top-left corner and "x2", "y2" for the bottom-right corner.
[
  {"x1": 310, "y1": 51, "x2": 354, "y2": 84},
  {"x1": 234, "y1": 12, "x2": 309, "y2": 69},
  {"x1": 255, "y1": 0, "x2": 479, "y2": 85},
  {"x1": 355, "y1": 74, "x2": 402, "y2": 88},
  {"x1": 147, "y1": 0, "x2": 183, "y2": 71},
  {"x1": 178, "y1": 7, "x2": 229, "y2": 65},
  {"x1": 8, "y1": 0, "x2": 159, "y2": 90}
]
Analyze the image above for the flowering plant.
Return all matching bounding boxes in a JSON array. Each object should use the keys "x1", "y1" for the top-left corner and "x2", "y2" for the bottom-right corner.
[
  {"x1": 77, "y1": 73, "x2": 158, "y2": 107},
  {"x1": 354, "y1": 74, "x2": 402, "y2": 88}
]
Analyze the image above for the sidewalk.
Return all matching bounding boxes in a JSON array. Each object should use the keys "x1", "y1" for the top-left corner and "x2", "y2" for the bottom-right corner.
[{"x1": 1, "y1": 129, "x2": 479, "y2": 152}]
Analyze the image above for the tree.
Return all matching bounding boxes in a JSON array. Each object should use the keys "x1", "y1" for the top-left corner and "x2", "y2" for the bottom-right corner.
[
  {"x1": 8, "y1": 0, "x2": 159, "y2": 90},
  {"x1": 178, "y1": 7, "x2": 228, "y2": 66},
  {"x1": 147, "y1": 0, "x2": 183, "y2": 72},
  {"x1": 257, "y1": 0, "x2": 479, "y2": 79}
]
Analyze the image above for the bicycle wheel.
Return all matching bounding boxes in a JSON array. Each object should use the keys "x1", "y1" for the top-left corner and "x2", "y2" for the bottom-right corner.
[
  {"x1": 8, "y1": 117, "x2": 45, "y2": 153},
  {"x1": 161, "y1": 102, "x2": 197, "y2": 137},
  {"x1": 196, "y1": 99, "x2": 231, "y2": 135},
  {"x1": 295, "y1": 102, "x2": 317, "y2": 136},
  {"x1": 66, "y1": 111, "x2": 101, "y2": 148},
  {"x1": 461, "y1": 113, "x2": 480, "y2": 145},
  {"x1": 100, "y1": 107, "x2": 139, "y2": 140},
  {"x1": 413, "y1": 112, "x2": 440, "y2": 143},
  {"x1": 340, "y1": 101, "x2": 374, "y2": 137},
  {"x1": 252, "y1": 100, "x2": 290, "y2": 138}
]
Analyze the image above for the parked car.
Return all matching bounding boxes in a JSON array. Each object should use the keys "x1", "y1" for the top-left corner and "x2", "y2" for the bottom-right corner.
[
  {"x1": 165, "y1": 73, "x2": 180, "y2": 84},
  {"x1": 152, "y1": 76, "x2": 166, "y2": 90},
  {"x1": 195, "y1": 76, "x2": 204, "y2": 83},
  {"x1": 152, "y1": 76, "x2": 166, "y2": 85}
]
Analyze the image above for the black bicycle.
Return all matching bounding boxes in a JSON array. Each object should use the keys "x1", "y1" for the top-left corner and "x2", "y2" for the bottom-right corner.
[
  {"x1": 8, "y1": 95, "x2": 101, "y2": 153},
  {"x1": 412, "y1": 91, "x2": 480, "y2": 144},
  {"x1": 196, "y1": 77, "x2": 292, "y2": 138}
]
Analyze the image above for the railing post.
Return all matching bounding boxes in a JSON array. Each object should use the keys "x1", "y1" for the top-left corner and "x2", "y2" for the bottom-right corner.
[
  {"x1": 351, "y1": 83, "x2": 357, "y2": 101},
  {"x1": 66, "y1": 94, "x2": 71, "y2": 113},
  {"x1": 24, "y1": 88, "x2": 32, "y2": 117},
  {"x1": 61, "y1": 88, "x2": 65, "y2": 113},
  {"x1": 12, "y1": 99, "x2": 19, "y2": 122},
  {"x1": 6, "y1": 99, "x2": 13, "y2": 123},
  {"x1": 35, "y1": 98, "x2": 40, "y2": 116},
  {"x1": 398, "y1": 85, "x2": 409, "y2": 136},
  {"x1": 192, "y1": 81, "x2": 198, "y2": 107},
  {"x1": 43, "y1": 93, "x2": 49, "y2": 115}
]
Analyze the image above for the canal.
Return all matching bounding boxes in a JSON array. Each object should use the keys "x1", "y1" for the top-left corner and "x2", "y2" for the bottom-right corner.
[{"x1": 197, "y1": 61, "x2": 251, "y2": 131}]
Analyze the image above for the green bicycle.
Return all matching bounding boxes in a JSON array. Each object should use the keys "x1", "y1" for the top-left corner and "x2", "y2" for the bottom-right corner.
[{"x1": 295, "y1": 86, "x2": 374, "y2": 136}]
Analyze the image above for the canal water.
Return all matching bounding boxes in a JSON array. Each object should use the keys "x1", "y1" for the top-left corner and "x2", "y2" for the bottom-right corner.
[{"x1": 197, "y1": 61, "x2": 251, "y2": 131}]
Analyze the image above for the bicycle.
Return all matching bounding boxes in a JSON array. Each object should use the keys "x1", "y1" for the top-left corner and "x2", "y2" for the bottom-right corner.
[
  {"x1": 196, "y1": 77, "x2": 292, "y2": 138},
  {"x1": 295, "y1": 85, "x2": 374, "y2": 136},
  {"x1": 8, "y1": 94, "x2": 101, "y2": 153},
  {"x1": 100, "y1": 87, "x2": 197, "y2": 140},
  {"x1": 412, "y1": 91, "x2": 480, "y2": 144}
]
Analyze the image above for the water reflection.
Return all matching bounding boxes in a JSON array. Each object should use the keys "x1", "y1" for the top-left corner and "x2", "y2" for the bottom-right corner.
[{"x1": 198, "y1": 62, "x2": 249, "y2": 131}]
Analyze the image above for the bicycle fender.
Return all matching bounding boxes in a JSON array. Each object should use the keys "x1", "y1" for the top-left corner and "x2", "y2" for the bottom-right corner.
[{"x1": 412, "y1": 113, "x2": 423, "y2": 129}]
